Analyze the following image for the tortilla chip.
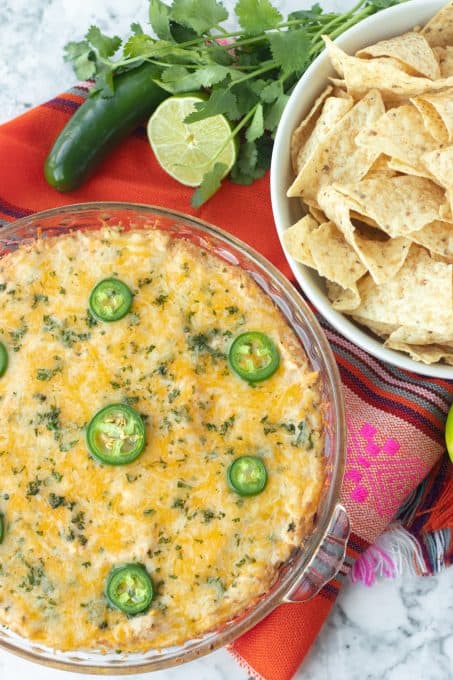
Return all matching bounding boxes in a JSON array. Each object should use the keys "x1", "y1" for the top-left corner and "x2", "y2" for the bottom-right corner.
[
  {"x1": 326, "y1": 281, "x2": 361, "y2": 312},
  {"x1": 354, "y1": 234, "x2": 411, "y2": 285},
  {"x1": 363, "y1": 155, "x2": 398, "y2": 180},
  {"x1": 384, "y1": 339, "x2": 453, "y2": 364},
  {"x1": 306, "y1": 202, "x2": 328, "y2": 224},
  {"x1": 408, "y1": 219, "x2": 453, "y2": 258},
  {"x1": 324, "y1": 36, "x2": 453, "y2": 101},
  {"x1": 356, "y1": 105, "x2": 438, "y2": 173},
  {"x1": 317, "y1": 185, "x2": 364, "y2": 241},
  {"x1": 317, "y1": 185, "x2": 411, "y2": 284},
  {"x1": 350, "y1": 211, "x2": 381, "y2": 229},
  {"x1": 329, "y1": 77, "x2": 347, "y2": 90},
  {"x1": 351, "y1": 311, "x2": 399, "y2": 338},
  {"x1": 383, "y1": 324, "x2": 453, "y2": 363},
  {"x1": 290, "y1": 86, "x2": 332, "y2": 173},
  {"x1": 385, "y1": 323, "x2": 453, "y2": 347},
  {"x1": 287, "y1": 89, "x2": 384, "y2": 201},
  {"x1": 387, "y1": 157, "x2": 434, "y2": 181},
  {"x1": 421, "y1": 2, "x2": 453, "y2": 47},
  {"x1": 423, "y1": 146, "x2": 453, "y2": 213},
  {"x1": 440, "y1": 201, "x2": 453, "y2": 221},
  {"x1": 294, "y1": 95, "x2": 354, "y2": 173},
  {"x1": 332, "y1": 176, "x2": 446, "y2": 237},
  {"x1": 412, "y1": 89, "x2": 453, "y2": 144},
  {"x1": 356, "y1": 31, "x2": 440, "y2": 80},
  {"x1": 433, "y1": 46, "x2": 453, "y2": 77},
  {"x1": 430, "y1": 253, "x2": 453, "y2": 264},
  {"x1": 281, "y1": 215, "x2": 318, "y2": 268},
  {"x1": 332, "y1": 87, "x2": 352, "y2": 99},
  {"x1": 307, "y1": 221, "x2": 366, "y2": 289},
  {"x1": 423, "y1": 145, "x2": 453, "y2": 187},
  {"x1": 353, "y1": 246, "x2": 452, "y2": 329}
]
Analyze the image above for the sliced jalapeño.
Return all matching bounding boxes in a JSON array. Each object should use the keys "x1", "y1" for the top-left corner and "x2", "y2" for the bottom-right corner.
[
  {"x1": 86, "y1": 404, "x2": 145, "y2": 465},
  {"x1": 89, "y1": 278, "x2": 132, "y2": 322},
  {"x1": 227, "y1": 456, "x2": 268, "y2": 496},
  {"x1": 105, "y1": 563, "x2": 154, "y2": 615},
  {"x1": 228, "y1": 332, "x2": 279, "y2": 382}
]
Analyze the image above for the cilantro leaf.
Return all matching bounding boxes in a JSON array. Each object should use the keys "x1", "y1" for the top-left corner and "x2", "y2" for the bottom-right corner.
[
  {"x1": 130, "y1": 22, "x2": 144, "y2": 35},
  {"x1": 73, "y1": 54, "x2": 96, "y2": 81},
  {"x1": 268, "y1": 29, "x2": 310, "y2": 76},
  {"x1": 264, "y1": 92, "x2": 289, "y2": 132},
  {"x1": 170, "y1": 0, "x2": 228, "y2": 36},
  {"x1": 169, "y1": 22, "x2": 199, "y2": 43},
  {"x1": 246, "y1": 104, "x2": 264, "y2": 142},
  {"x1": 159, "y1": 66, "x2": 200, "y2": 92},
  {"x1": 149, "y1": 0, "x2": 173, "y2": 40},
  {"x1": 64, "y1": 40, "x2": 91, "y2": 62},
  {"x1": 259, "y1": 79, "x2": 282, "y2": 104},
  {"x1": 235, "y1": 0, "x2": 282, "y2": 34},
  {"x1": 160, "y1": 64, "x2": 229, "y2": 93},
  {"x1": 123, "y1": 34, "x2": 155, "y2": 58},
  {"x1": 85, "y1": 25, "x2": 122, "y2": 59},
  {"x1": 231, "y1": 82, "x2": 259, "y2": 116},
  {"x1": 207, "y1": 42, "x2": 234, "y2": 66},
  {"x1": 63, "y1": 41, "x2": 97, "y2": 80},
  {"x1": 123, "y1": 36, "x2": 203, "y2": 63},
  {"x1": 287, "y1": 5, "x2": 325, "y2": 23},
  {"x1": 191, "y1": 163, "x2": 227, "y2": 207},
  {"x1": 367, "y1": 0, "x2": 400, "y2": 8},
  {"x1": 231, "y1": 141, "x2": 259, "y2": 184},
  {"x1": 194, "y1": 64, "x2": 232, "y2": 87},
  {"x1": 184, "y1": 88, "x2": 239, "y2": 123},
  {"x1": 231, "y1": 137, "x2": 271, "y2": 183},
  {"x1": 159, "y1": 65, "x2": 197, "y2": 93}
]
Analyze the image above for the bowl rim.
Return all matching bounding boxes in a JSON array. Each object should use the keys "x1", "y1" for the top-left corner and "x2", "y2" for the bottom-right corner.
[
  {"x1": 0, "y1": 201, "x2": 346, "y2": 673},
  {"x1": 270, "y1": 0, "x2": 452, "y2": 380}
]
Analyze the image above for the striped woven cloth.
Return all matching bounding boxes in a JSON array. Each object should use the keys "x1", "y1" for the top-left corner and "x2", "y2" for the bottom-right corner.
[{"x1": 0, "y1": 84, "x2": 452, "y2": 680}]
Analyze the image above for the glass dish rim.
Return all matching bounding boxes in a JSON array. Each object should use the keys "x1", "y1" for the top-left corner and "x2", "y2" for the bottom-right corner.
[{"x1": 0, "y1": 201, "x2": 346, "y2": 674}]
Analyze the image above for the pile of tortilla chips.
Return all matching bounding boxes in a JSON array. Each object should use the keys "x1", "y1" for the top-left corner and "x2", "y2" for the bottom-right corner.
[{"x1": 284, "y1": 2, "x2": 453, "y2": 366}]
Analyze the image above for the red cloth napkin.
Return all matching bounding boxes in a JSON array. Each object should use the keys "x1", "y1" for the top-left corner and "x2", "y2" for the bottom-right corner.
[{"x1": 0, "y1": 86, "x2": 451, "y2": 680}]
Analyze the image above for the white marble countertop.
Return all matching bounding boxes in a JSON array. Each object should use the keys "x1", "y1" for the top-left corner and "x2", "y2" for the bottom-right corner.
[{"x1": 0, "y1": 0, "x2": 452, "y2": 678}]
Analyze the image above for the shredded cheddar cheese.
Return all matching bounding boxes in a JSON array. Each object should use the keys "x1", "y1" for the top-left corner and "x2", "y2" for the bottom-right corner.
[{"x1": 0, "y1": 228, "x2": 324, "y2": 652}]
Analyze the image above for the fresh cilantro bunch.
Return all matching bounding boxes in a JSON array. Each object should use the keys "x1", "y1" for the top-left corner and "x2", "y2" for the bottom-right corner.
[{"x1": 64, "y1": 0, "x2": 406, "y2": 206}]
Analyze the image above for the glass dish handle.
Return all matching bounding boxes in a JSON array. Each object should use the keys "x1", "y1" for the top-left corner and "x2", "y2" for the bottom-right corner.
[{"x1": 283, "y1": 504, "x2": 350, "y2": 603}]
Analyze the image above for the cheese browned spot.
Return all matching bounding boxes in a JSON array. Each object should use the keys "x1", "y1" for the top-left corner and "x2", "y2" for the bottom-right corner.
[{"x1": 0, "y1": 228, "x2": 324, "y2": 652}]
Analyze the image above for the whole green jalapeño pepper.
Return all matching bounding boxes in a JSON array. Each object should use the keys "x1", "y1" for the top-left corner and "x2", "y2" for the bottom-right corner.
[{"x1": 44, "y1": 64, "x2": 167, "y2": 192}]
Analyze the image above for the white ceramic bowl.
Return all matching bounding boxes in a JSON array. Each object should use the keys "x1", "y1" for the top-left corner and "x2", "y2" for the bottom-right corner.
[{"x1": 271, "y1": 0, "x2": 451, "y2": 379}]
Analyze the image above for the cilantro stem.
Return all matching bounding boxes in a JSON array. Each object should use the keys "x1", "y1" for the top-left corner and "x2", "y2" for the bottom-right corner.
[
  {"x1": 212, "y1": 34, "x2": 268, "y2": 50},
  {"x1": 321, "y1": 6, "x2": 374, "y2": 46},
  {"x1": 310, "y1": 0, "x2": 367, "y2": 42},
  {"x1": 230, "y1": 61, "x2": 277, "y2": 86},
  {"x1": 219, "y1": 104, "x2": 259, "y2": 146},
  {"x1": 213, "y1": 24, "x2": 229, "y2": 35}
]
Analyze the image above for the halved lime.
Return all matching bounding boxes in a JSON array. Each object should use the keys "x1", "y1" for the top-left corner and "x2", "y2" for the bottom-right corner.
[{"x1": 147, "y1": 95, "x2": 236, "y2": 187}]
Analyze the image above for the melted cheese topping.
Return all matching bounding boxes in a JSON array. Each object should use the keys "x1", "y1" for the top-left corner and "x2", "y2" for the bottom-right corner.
[{"x1": 0, "y1": 228, "x2": 324, "y2": 652}]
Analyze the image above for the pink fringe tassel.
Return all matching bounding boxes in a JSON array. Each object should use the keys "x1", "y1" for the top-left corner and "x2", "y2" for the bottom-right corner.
[{"x1": 350, "y1": 522, "x2": 428, "y2": 586}]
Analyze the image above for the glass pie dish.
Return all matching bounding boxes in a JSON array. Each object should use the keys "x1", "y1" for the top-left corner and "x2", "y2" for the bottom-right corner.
[{"x1": 0, "y1": 203, "x2": 349, "y2": 674}]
